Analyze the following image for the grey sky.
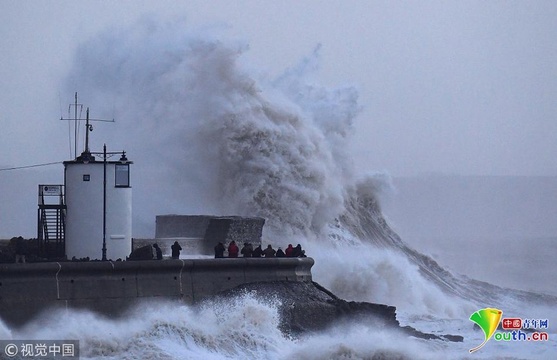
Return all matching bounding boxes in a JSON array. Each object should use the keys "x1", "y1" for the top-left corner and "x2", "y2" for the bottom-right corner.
[
  {"x1": 1, "y1": 1, "x2": 556, "y2": 176},
  {"x1": 3, "y1": 2, "x2": 556, "y2": 298}
]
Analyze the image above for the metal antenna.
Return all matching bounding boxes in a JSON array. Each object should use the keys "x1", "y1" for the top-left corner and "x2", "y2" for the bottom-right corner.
[
  {"x1": 61, "y1": 92, "x2": 83, "y2": 159},
  {"x1": 60, "y1": 93, "x2": 115, "y2": 159},
  {"x1": 85, "y1": 108, "x2": 91, "y2": 153},
  {"x1": 74, "y1": 93, "x2": 79, "y2": 158}
]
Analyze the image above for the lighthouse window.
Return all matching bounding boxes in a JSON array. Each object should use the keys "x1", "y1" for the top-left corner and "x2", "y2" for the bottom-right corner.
[
  {"x1": 115, "y1": 164, "x2": 130, "y2": 187},
  {"x1": 83, "y1": 174, "x2": 90, "y2": 181}
]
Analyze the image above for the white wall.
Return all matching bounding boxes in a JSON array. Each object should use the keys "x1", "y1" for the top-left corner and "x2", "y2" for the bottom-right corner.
[{"x1": 65, "y1": 161, "x2": 132, "y2": 260}]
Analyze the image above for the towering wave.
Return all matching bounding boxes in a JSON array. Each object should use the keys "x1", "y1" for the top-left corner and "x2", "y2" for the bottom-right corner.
[
  {"x1": 65, "y1": 18, "x2": 556, "y2": 320},
  {"x1": 67, "y1": 19, "x2": 357, "y2": 240}
]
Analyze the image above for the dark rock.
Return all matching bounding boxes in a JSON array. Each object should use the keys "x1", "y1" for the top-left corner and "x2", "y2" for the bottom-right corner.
[
  {"x1": 400, "y1": 325, "x2": 463, "y2": 342},
  {"x1": 128, "y1": 244, "x2": 154, "y2": 260},
  {"x1": 440, "y1": 334, "x2": 465, "y2": 342},
  {"x1": 215, "y1": 280, "x2": 463, "y2": 342}
]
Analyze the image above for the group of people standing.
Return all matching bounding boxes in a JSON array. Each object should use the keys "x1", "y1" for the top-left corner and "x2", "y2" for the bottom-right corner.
[
  {"x1": 151, "y1": 241, "x2": 182, "y2": 260},
  {"x1": 214, "y1": 241, "x2": 307, "y2": 258},
  {"x1": 147, "y1": 240, "x2": 307, "y2": 260}
]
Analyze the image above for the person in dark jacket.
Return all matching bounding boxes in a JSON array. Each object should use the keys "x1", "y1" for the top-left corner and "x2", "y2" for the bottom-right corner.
[
  {"x1": 14, "y1": 237, "x2": 26, "y2": 264},
  {"x1": 276, "y1": 247, "x2": 285, "y2": 257},
  {"x1": 292, "y1": 244, "x2": 302, "y2": 257},
  {"x1": 241, "y1": 243, "x2": 253, "y2": 257},
  {"x1": 171, "y1": 241, "x2": 182, "y2": 259},
  {"x1": 214, "y1": 242, "x2": 225, "y2": 258},
  {"x1": 285, "y1": 244, "x2": 294, "y2": 257},
  {"x1": 263, "y1": 244, "x2": 276, "y2": 258},
  {"x1": 228, "y1": 241, "x2": 239, "y2": 258},
  {"x1": 153, "y1": 243, "x2": 163, "y2": 260},
  {"x1": 252, "y1": 244, "x2": 263, "y2": 257}
]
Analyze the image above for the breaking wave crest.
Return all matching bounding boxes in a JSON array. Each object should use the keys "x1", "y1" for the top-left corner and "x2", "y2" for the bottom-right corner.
[
  {"x1": 65, "y1": 18, "x2": 557, "y2": 312},
  {"x1": 68, "y1": 19, "x2": 357, "y2": 240},
  {"x1": 54, "y1": 18, "x2": 557, "y2": 359},
  {"x1": 4, "y1": 293, "x2": 449, "y2": 360}
]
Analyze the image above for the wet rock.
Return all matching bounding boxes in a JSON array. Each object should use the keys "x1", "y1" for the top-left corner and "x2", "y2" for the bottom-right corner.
[
  {"x1": 128, "y1": 244, "x2": 154, "y2": 260},
  {"x1": 216, "y1": 280, "x2": 463, "y2": 342}
]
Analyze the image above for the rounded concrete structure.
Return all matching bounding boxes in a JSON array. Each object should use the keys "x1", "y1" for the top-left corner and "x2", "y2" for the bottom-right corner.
[
  {"x1": 64, "y1": 152, "x2": 132, "y2": 260},
  {"x1": 0, "y1": 257, "x2": 314, "y2": 327}
]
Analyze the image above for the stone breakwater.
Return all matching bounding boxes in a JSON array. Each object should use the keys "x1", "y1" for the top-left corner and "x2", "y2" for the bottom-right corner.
[
  {"x1": 0, "y1": 258, "x2": 312, "y2": 327},
  {"x1": 0, "y1": 258, "x2": 463, "y2": 342}
]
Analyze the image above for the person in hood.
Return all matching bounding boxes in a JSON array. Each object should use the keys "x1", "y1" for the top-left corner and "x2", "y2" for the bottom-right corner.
[
  {"x1": 171, "y1": 241, "x2": 182, "y2": 259},
  {"x1": 241, "y1": 242, "x2": 253, "y2": 257},
  {"x1": 214, "y1": 242, "x2": 225, "y2": 258},
  {"x1": 228, "y1": 241, "x2": 239, "y2": 258},
  {"x1": 252, "y1": 244, "x2": 263, "y2": 257},
  {"x1": 285, "y1": 244, "x2": 294, "y2": 257},
  {"x1": 153, "y1": 243, "x2": 163, "y2": 260},
  {"x1": 292, "y1": 244, "x2": 304, "y2": 257},
  {"x1": 14, "y1": 237, "x2": 27, "y2": 264},
  {"x1": 263, "y1": 244, "x2": 276, "y2": 258}
]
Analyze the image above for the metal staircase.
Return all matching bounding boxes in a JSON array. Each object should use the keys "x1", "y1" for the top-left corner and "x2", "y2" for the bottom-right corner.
[{"x1": 38, "y1": 185, "x2": 66, "y2": 259}]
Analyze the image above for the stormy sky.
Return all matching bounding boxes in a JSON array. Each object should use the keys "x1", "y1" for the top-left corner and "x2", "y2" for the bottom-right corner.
[
  {"x1": 1, "y1": 1, "x2": 557, "y2": 248},
  {"x1": 1, "y1": 1, "x2": 556, "y2": 177},
  {"x1": 2, "y1": 1, "x2": 556, "y2": 296}
]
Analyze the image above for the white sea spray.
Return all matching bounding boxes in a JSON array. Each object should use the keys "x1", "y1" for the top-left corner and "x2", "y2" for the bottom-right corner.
[{"x1": 4, "y1": 17, "x2": 549, "y2": 360}]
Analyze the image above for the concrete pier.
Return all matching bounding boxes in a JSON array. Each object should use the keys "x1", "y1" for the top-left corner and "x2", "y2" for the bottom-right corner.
[{"x1": 0, "y1": 258, "x2": 313, "y2": 327}]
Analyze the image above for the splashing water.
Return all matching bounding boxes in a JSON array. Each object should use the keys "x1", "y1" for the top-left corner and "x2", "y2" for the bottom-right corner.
[
  {"x1": 31, "y1": 18, "x2": 555, "y2": 359},
  {"x1": 66, "y1": 18, "x2": 358, "y2": 239},
  {"x1": 3, "y1": 293, "x2": 456, "y2": 360}
]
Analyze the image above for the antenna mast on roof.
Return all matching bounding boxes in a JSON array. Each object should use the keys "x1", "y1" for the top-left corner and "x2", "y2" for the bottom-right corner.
[
  {"x1": 60, "y1": 92, "x2": 115, "y2": 159},
  {"x1": 65, "y1": 92, "x2": 83, "y2": 159}
]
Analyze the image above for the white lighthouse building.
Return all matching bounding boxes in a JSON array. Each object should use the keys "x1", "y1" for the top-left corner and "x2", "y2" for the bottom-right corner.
[
  {"x1": 37, "y1": 95, "x2": 133, "y2": 261},
  {"x1": 64, "y1": 148, "x2": 132, "y2": 260}
]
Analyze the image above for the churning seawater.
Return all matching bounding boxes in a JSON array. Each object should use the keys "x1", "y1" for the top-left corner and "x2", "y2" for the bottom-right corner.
[{"x1": 2, "y1": 18, "x2": 555, "y2": 359}]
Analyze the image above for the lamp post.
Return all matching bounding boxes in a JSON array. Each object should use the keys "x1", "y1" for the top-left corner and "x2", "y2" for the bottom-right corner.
[
  {"x1": 102, "y1": 144, "x2": 107, "y2": 261},
  {"x1": 91, "y1": 145, "x2": 129, "y2": 261}
]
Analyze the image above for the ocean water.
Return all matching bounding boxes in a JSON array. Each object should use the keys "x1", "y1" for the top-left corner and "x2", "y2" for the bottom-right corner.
[
  {"x1": 2, "y1": 235, "x2": 555, "y2": 359},
  {"x1": 2, "y1": 19, "x2": 555, "y2": 359}
]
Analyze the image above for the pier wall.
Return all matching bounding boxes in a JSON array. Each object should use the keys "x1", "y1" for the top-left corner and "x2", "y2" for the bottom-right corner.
[{"x1": 0, "y1": 258, "x2": 313, "y2": 327}]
